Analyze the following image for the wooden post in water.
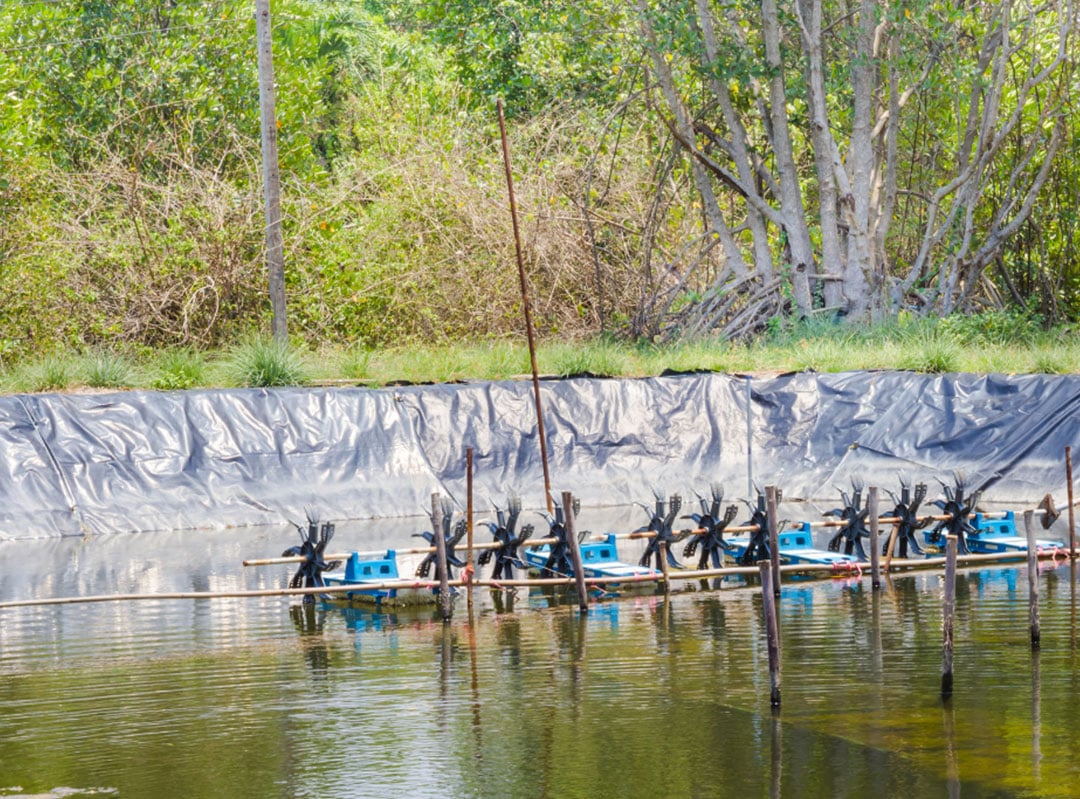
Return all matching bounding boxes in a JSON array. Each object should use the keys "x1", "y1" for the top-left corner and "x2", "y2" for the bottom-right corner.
[
  {"x1": 766, "y1": 485, "x2": 781, "y2": 597},
  {"x1": 432, "y1": 493, "x2": 452, "y2": 622},
  {"x1": 1026, "y1": 509, "x2": 1041, "y2": 649},
  {"x1": 659, "y1": 541, "x2": 671, "y2": 595},
  {"x1": 942, "y1": 535, "x2": 958, "y2": 698},
  {"x1": 758, "y1": 559, "x2": 782, "y2": 707},
  {"x1": 1067, "y1": 446, "x2": 1076, "y2": 557},
  {"x1": 868, "y1": 486, "x2": 881, "y2": 590},
  {"x1": 563, "y1": 491, "x2": 589, "y2": 614}
]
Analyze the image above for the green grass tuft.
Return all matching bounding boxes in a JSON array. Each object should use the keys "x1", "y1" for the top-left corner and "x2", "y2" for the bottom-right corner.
[
  {"x1": 220, "y1": 339, "x2": 309, "y2": 388},
  {"x1": 897, "y1": 332, "x2": 960, "y2": 374},
  {"x1": 82, "y1": 350, "x2": 137, "y2": 389},
  {"x1": 151, "y1": 349, "x2": 207, "y2": 391}
]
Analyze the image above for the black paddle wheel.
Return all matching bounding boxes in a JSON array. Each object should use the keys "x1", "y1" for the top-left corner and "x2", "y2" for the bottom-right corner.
[
  {"x1": 636, "y1": 492, "x2": 687, "y2": 570},
  {"x1": 479, "y1": 495, "x2": 535, "y2": 580},
  {"x1": 281, "y1": 513, "x2": 341, "y2": 604},
  {"x1": 737, "y1": 488, "x2": 775, "y2": 566},
  {"x1": 925, "y1": 475, "x2": 982, "y2": 555},
  {"x1": 826, "y1": 481, "x2": 872, "y2": 560},
  {"x1": 883, "y1": 479, "x2": 928, "y2": 558},
  {"x1": 415, "y1": 497, "x2": 468, "y2": 582},
  {"x1": 537, "y1": 497, "x2": 581, "y2": 578},
  {"x1": 683, "y1": 485, "x2": 739, "y2": 569}
]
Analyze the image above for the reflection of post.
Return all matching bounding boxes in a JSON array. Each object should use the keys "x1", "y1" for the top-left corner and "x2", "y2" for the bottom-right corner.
[
  {"x1": 942, "y1": 535, "x2": 957, "y2": 698},
  {"x1": 467, "y1": 603, "x2": 483, "y2": 749},
  {"x1": 563, "y1": 492, "x2": 589, "y2": 614},
  {"x1": 769, "y1": 712, "x2": 782, "y2": 799},
  {"x1": 868, "y1": 486, "x2": 881, "y2": 589},
  {"x1": 766, "y1": 485, "x2": 781, "y2": 597},
  {"x1": 432, "y1": 493, "x2": 452, "y2": 622},
  {"x1": 871, "y1": 587, "x2": 883, "y2": 678},
  {"x1": 439, "y1": 623, "x2": 453, "y2": 715},
  {"x1": 1071, "y1": 559, "x2": 1077, "y2": 658},
  {"x1": 759, "y1": 559, "x2": 781, "y2": 708},
  {"x1": 1032, "y1": 649, "x2": 1042, "y2": 785},
  {"x1": 1026, "y1": 509, "x2": 1041, "y2": 649},
  {"x1": 943, "y1": 699, "x2": 961, "y2": 799}
]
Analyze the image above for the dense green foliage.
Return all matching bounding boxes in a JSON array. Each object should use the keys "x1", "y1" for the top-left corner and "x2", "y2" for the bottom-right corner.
[{"x1": 1, "y1": 0, "x2": 1078, "y2": 364}]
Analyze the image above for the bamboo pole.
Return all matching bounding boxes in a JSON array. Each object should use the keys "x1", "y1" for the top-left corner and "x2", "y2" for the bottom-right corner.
[
  {"x1": 249, "y1": 539, "x2": 1069, "y2": 576},
  {"x1": 563, "y1": 491, "x2": 589, "y2": 614},
  {"x1": 942, "y1": 535, "x2": 958, "y2": 698},
  {"x1": 759, "y1": 559, "x2": 782, "y2": 707},
  {"x1": 244, "y1": 535, "x2": 560, "y2": 567},
  {"x1": 6, "y1": 542, "x2": 1076, "y2": 611},
  {"x1": 432, "y1": 493, "x2": 452, "y2": 622},
  {"x1": 869, "y1": 486, "x2": 881, "y2": 590},
  {"x1": 1026, "y1": 509, "x2": 1041, "y2": 649},
  {"x1": 497, "y1": 98, "x2": 552, "y2": 514}
]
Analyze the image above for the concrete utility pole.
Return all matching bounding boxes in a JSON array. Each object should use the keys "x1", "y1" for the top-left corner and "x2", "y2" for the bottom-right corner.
[{"x1": 255, "y1": 0, "x2": 288, "y2": 342}]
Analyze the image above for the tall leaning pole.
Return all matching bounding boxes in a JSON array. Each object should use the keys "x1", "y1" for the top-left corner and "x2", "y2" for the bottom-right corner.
[{"x1": 255, "y1": 0, "x2": 288, "y2": 342}]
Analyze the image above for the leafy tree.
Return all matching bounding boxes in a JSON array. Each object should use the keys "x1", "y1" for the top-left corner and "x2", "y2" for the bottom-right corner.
[
  {"x1": 415, "y1": 0, "x2": 631, "y2": 114},
  {"x1": 629, "y1": 0, "x2": 1074, "y2": 338}
]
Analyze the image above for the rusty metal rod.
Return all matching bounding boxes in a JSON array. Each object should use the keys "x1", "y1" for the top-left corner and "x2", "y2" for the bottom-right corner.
[{"x1": 497, "y1": 98, "x2": 552, "y2": 514}]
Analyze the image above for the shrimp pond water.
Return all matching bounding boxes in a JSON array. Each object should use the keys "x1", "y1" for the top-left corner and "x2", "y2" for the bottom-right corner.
[{"x1": 2, "y1": 507, "x2": 1079, "y2": 798}]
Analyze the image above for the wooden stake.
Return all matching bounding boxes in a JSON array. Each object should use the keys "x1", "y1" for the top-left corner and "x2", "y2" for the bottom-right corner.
[
  {"x1": 766, "y1": 485, "x2": 781, "y2": 597},
  {"x1": 563, "y1": 491, "x2": 588, "y2": 614},
  {"x1": 1067, "y1": 446, "x2": 1076, "y2": 557},
  {"x1": 659, "y1": 541, "x2": 671, "y2": 595},
  {"x1": 868, "y1": 486, "x2": 881, "y2": 590},
  {"x1": 466, "y1": 447, "x2": 475, "y2": 614},
  {"x1": 1026, "y1": 509, "x2": 1041, "y2": 649},
  {"x1": 882, "y1": 521, "x2": 901, "y2": 572},
  {"x1": 942, "y1": 535, "x2": 958, "y2": 698},
  {"x1": 432, "y1": 493, "x2": 452, "y2": 622},
  {"x1": 498, "y1": 98, "x2": 552, "y2": 514},
  {"x1": 758, "y1": 559, "x2": 782, "y2": 707}
]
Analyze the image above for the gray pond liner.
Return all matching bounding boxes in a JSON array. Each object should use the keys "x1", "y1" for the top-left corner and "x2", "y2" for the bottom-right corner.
[{"x1": 1, "y1": 370, "x2": 1078, "y2": 539}]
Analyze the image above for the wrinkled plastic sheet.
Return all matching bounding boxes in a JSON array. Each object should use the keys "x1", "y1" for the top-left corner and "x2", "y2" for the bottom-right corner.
[{"x1": 0, "y1": 371, "x2": 1077, "y2": 539}]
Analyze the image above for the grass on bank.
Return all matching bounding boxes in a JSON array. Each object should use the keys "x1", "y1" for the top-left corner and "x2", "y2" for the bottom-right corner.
[{"x1": 1, "y1": 315, "x2": 1077, "y2": 394}]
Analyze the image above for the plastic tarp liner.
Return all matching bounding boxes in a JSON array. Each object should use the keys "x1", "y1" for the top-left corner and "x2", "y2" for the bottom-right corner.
[{"x1": 0, "y1": 371, "x2": 1077, "y2": 539}]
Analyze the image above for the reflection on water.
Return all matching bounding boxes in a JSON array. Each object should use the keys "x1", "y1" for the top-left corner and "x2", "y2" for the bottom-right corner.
[{"x1": 4, "y1": 521, "x2": 1080, "y2": 797}]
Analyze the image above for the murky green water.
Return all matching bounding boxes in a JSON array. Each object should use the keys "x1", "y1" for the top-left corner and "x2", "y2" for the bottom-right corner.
[{"x1": 2, "y1": 519, "x2": 1078, "y2": 798}]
